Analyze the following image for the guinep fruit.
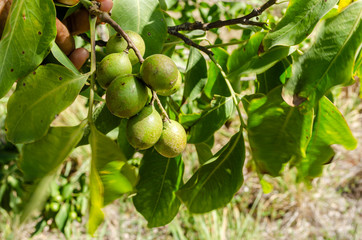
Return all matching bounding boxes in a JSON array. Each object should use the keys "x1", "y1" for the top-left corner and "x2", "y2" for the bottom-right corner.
[
  {"x1": 96, "y1": 52, "x2": 132, "y2": 89},
  {"x1": 106, "y1": 75, "x2": 148, "y2": 118},
  {"x1": 155, "y1": 120, "x2": 187, "y2": 158},
  {"x1": 126, "y1": 105, "x2": 163, "y2": 150},
  {"x1": 140, "y1": 54, "x2": 179, "y2": 92}
]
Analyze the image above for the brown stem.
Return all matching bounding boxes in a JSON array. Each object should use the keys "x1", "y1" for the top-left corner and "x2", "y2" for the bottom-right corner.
[
  {"x1": 168, "y1": 31, "x2": 214, "y2": 56},
  {"x1": 87, "y1": 4, "x2": 145, "y2": 63},
  {"x1": 152, "y1": 91, "x2": 171, "y2": 123},
  {"x1": 168, "y1": 0, "x2": 277, "y2": 32}
]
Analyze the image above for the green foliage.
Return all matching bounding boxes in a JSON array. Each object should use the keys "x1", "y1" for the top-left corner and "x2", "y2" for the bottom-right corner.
[
  {"x1": 0, "y1": 0, "x2": 360, "y2": 237},
  {"x1": 133, "y1": 150, "x2": 184, "y2": 227},
  {"x1": 0, "y1": 0, "x2": 56, "y2": 98},
  {"x1": 297, "y1": 96, "x2": 357, "y2": 181},
  {"x1": 111, "y1": 0, "x2": 168, "y2": 57},
  {"x1": 263, "y1": 0, "x2": 339, "y2": 49},
  {"x1": 283, "y1": 1, "x2": 362, "y2": 110},
  {"x1": 5, "y1": 64, "x2": 89, "y2": 144},
  {"x1": 177, "y1": 130, "x2": 245, "y2": 213}
]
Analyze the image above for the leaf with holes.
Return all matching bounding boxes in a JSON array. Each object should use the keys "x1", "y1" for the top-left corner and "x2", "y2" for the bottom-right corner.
[
  {"x1": 5, "y1": 64, "x2": 89, "y2": 144},
  {"x1": 0, "y1": 0, "x2": 56, "y2": 98}
]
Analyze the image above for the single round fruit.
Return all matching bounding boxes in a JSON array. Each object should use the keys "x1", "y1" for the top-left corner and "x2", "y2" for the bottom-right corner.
[
  {"x1": 126, "y1": 105, "x2": 163, "y2": 150},
  {"x1": 50, "y1": 202, "x2": 60, "y2": 212},
  {"x1": 106, "y1": 30, "x2": 145, "y2": 65},
  {"x1": 106, "y1": 75, "x2": 148, "y2": 118},
  {"x1": 69, "y1": 211, "x2": 78, "y2": 220},
  {"x1": 157, "y1": 71, "x2": 182, "y2": 96},
  {"x1": 96, "y1": 52, "x2": 132, "y2": 89},
  {"x1": 155, "y1": 120, "x2": 187, "y2": 158},
  {"x1": 140, "y1": 54, "x2": 179, "y2": 91}
]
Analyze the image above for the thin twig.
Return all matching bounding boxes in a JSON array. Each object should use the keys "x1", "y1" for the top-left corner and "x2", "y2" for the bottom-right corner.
[
  {"x1": 167, "y1": 0, "x2": 277, "y2": 56},
  {"x1": 168, "y1": 0, "x2": 277, "y2": 32},
  {"x1": 152, "y1": 91, "x2": 171, "y2": 123},
  {"x1": 169, "y1": 31, "x2": 214, "y2": 56},
  {"x1": 86, "y1": 3, "x2": 145, "y2": 63}
]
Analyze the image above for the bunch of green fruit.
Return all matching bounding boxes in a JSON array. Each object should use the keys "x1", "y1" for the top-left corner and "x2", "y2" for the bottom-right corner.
[{"x1": 96, "y1": 30, "x2": 187, "y2": 158}]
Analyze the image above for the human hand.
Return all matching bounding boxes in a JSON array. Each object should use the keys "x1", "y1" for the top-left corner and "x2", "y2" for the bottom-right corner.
[
  {"x1": 55, "y1": 0, "x2": 113, "y2": 69},
  {"x1": 0, "y1": 0, "x2": 113, "y2": 70}
]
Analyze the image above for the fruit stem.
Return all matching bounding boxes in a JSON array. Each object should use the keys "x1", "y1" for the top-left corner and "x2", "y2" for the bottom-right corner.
[
  {"x1": 83, "y1": 0, "x2": 145, "y2": 64},
  {"x1": 152, "y1": 91, "x2": 171, "y2": 123},
  {"x1": 209, "y1": 55, "x2": 246, "y2": 128},
  {"x1": 87, "y1": 15, "x2": 97, "y2": 124}
]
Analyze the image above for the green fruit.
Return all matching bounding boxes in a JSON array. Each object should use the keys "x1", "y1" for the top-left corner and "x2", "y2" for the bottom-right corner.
[
  {"x1": 157, "y1": 71, "x2": 182, "y2": 96},
  {"x1": 50, "y1": 202, "x2": 60, "y2": 212},
  {"x1": 69, "y1": 211, "x2": 78, "y2": 220},
  {"x1": 96, "y1": 52, "x2": 132, "y2": 89},
  {"x1": 106, "y1": 30, "x2": 146, "y2": 65},
  {"x1": 106, "y1": 75, "x2": 148, "y2": 118},
  {"x1": 126, "y1": 105, "x2": 163, "y2": 150},
  {"x1": 140, "y1": 54, "x2": 179, "y2": 91},
  {"x1": 155, "y1": 120, "x2": 187, "y2": 158}
]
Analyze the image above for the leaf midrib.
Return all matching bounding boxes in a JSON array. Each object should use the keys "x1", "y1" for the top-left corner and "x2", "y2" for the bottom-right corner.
[
  {"x1": 9, "y1": 72, "x2": 86, "y2": 138},
  {"x1": 311, "y1": 9, "x2": 362, "y2": 92},
  {"x1": 0, "y1": 0, "x2": 25, "y2": 76},
  {"x1": 149, "y1": 158, "x2": 170, "y2": 222},
  {"x1": 187, "y1": 131, "x2": 242, "y2": 209}
]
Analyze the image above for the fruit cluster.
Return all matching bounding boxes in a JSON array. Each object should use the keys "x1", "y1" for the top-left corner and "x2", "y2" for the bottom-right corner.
[{"x1": 96, "y1": 31, "x2": 186, "y2": 158}]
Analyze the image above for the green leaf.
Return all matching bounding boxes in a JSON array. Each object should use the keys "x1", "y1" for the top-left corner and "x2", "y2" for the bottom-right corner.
[
  {"x1": 133, "y1": 150, "x2": 184, "y2": 227},
  {"x1": 50, "y1": 42, "x2": 79, "y2": 74},
  {"x1": 78, "y1": 103, "x2": 121, "y2": 146},
  {"x1": 183, "y1": 47, "x2": 208, "y2": 102},
  {"x1": 297, "y1": 97, "x2": 357, "y2": 180},
  {"x1": 6, "y1": 64, "x2": 89, "y2": 144},
  {"x1": 0, "y1": 0, "x2": 56, "y2": 98},
  {"x1": 19, "y1": 124, "x2": 85, "y2": 223},
  {"x1": 55, "y1": 202, "x2": 70, "y2": 231},
  {"x1": 88, "y1": 158, "x2": 104, "y2": 236},
  {"x1": 111, "y1": 0, "x2": 167, "y2": 57},
  {"x1": 195, "y1": 142, "x2": 213, "y2": 165},
  {"x1": 188, "y1": 97, "x2": 234, "y2": 144},
  {"x1": 282, "y1": 1, "x2": 362, "y2": 110},
  {"x1": 88, "y1": 125, "x2": 136, "y2": 233},
  {"x1": 227, "y1": 32, "x2": 292, "y2": 81},
  {"x1": 246, "y1": 86, "x2": 314, "y2": 176},
  {"x1": 256, "y1": 57, "x2": 292, "y2": 94},
  {"x1": 204, "y1": 48, "x2": 230, "y2": 98},
  {"x1": 117, "y1": 119, "x2": 135, "y2": 159},
  {"x1": 263, "y1": 0, "x2": 338, "y2": 49},
  {"x1": 90, "y1": 126, "x2": 135, "y2": 203},
  {"x1": 177, "y1": 130, "x2": 245, "y2": 213},
  {"x1": 20, "y1": 125, "x2": 85, "y2": 182},
  {"x1": 159, "y1": 0, "x2": 178, "y2": 10}
]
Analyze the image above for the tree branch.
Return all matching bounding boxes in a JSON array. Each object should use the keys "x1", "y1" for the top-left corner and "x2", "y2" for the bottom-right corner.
[
  {"x1": 86, "y1": 2, "x2": 145, "y2": 63},
  {"x1": 168, "y1": 0, "x2": 277, "y2": 32},
  {"x1": 167, "y1": 0, "x2": 277, "y2": 55}
]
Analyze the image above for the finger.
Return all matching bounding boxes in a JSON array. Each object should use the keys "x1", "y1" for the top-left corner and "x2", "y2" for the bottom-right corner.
[
  {"x1": 0, "y1": 0, "x2": 12, "y2": 38},
  {"x1": 68, "y1": 48, "x2": 89, "y2": 70},
  {"x1": 63, "y1": 8, "x2": 90, "y2": 36},
  {"x1": 97, "y1": 0, "x2": 113, "y2": 13},
  {"x1": 55, "y1": 18, "x2": 75, "y2": 56}
]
